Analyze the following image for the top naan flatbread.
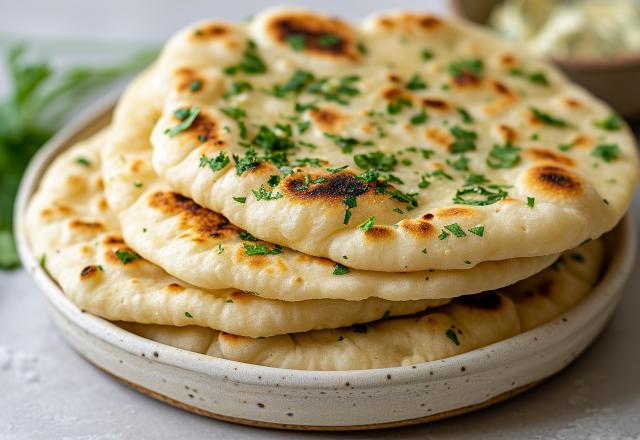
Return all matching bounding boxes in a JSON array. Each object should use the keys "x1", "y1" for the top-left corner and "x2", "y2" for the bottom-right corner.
[
  {"x1": 138, "y1": 7, "x2": 636, "y2": 271},
  {"x1": 102, "y1": 70, "x2": 558, "y2": 302}
]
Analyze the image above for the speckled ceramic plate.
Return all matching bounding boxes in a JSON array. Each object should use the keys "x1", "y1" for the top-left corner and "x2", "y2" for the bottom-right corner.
[{"x1": 14, "y1": 94, "x2": 637, "y2": 431}]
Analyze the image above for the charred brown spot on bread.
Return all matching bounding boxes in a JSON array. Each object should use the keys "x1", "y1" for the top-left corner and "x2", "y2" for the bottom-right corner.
[
  {"x1": 417, "y1": 15, "x2": 442, "y2": 29},
  {"x1": 363, "y1": 225, "x2": 394, "y2": 241},
  {"x1": 268, "y1": 12, "x2": 358, "y2": 61},
  {"x1": 375, "y1": 13, "x2": 442, "y2": 31},
  {"x1": 166, "y1": 283, "x2": 185, "y2": 292},
  {"x1": 563, "y1": 98, "x2": 582, "y2": 108},
  {"x1": 399, "y1": 219, "x2": 436, "y2": 238},
  {"x1": 103, "y1": 235, "x2": 125, "y2": 245},
  {"x1": 283, "y1": 172, "x2": 370, "y2": 202},
  {"x1": 525, "y1": 148, "x2": 575, "y2": 167},
  {"x1": 526, "y1": 165, "x2": 583, "y2": 198},
  {"x1": 191, "y1": 22, "x2": 230, "y2": 40},
  {"x1": 310, "y1": 107, "x2": 349, "y2": 132},
  {"x1": 97, "y1": 197, "x2": 109, "y2": 212},
  {"x1": 571, "y1": 134, "x2": 593, "y2": 149},
  {"x1": 499, "y1": 53, "x2": 518, "y2": 68},
  {"x1": 80, "y1": 265, "x2": 101, "y2": 280},
  {"x1": 425, "y1": 127, "x2": 452, "y2": 148},
  {"x1": 230, "y1": 291, "x2": 255, "y2": 304},
  {"x1": 387, "y1": 73, "x2": 402, "y2": 84},
  {"x1": 458, "y1": 292, "x2": 503, "y2": 310},
  {"x1": 69, "y1": 219, "x2": 104, "y2": 231},
  {"x1": 174, "y1": 67, "x2": 205, "y2": 93},
  {"x1": 129, "y1": 159, "x2": 145, "y2": 174},
  {"x1": 492, "y1": 81, "x2": 515, "y2": 99},
  {"x1": 148, "y1": 191, "x2": 239, "y2": 243},
  {"x1": 293, "y1": 253, "x2": 335, "y2": 267},
  {"x1": 96, "y1": 177, "x2": 104, "y2": 191},
  {"x1": 382, "y1": 87, "x2": 412, "y2": 101},
  {"x1": 422, "y1": 98, "x2": 449, "y2": 111},
  {"x1": 452, "y1": 71, "x2": 481, "y2": 87},
  {"x1": 422, "y1": 213, "x2": 434, "y2": 221},
  {"x1": 497, "y1": 124, "x2": 518, "y2": 143},
  {"x1": 177, "y1": 111, "x2": 225, "y2": 146},
  {"x1": 435, "y1": 206, "x2": 476, "y2": 218}
]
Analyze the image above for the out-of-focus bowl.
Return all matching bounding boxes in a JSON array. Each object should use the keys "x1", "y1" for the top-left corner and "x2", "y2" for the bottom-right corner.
[{"x1": 450, "y1": 0, "x2": 640, "y2": 118}]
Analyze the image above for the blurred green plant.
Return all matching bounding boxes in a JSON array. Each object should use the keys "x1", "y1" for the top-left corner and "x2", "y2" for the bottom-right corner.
[{"x1": 0, "y1": 44, "x2": 156, "y2": 269}]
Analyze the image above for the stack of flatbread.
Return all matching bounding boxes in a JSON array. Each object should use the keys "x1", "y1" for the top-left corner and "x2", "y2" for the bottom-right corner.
[{"x1": 25, "y1": 8, "x2": 637, "y2": 370}]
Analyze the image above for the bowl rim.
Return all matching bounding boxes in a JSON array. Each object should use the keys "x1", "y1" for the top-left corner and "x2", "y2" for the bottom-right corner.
[
  {"x1": 14, "y1": 93, "x2": 638, "y2": 387},
  {"x1": 447, "y1": 0, "x2": 640, "y2": 70}
]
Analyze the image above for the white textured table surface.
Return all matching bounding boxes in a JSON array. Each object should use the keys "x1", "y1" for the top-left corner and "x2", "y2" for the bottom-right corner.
[{"x1": 1, "y1": 1, "x2": 640, "y2": 439}]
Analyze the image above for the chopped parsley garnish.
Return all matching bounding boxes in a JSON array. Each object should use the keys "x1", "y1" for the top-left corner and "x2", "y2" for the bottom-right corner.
[
  {"x1": 324, "y1": 133, "x2": 372, "y2": 153},
  {"x1": 232, "y1": 149, "x2": 263, "y2": 175},
  {"x1": 184, "y1": 312, "x2": 193, "y2": 318},
  {"x1": 317, "y1": 33, "x2": 341, "y2": 48},
  {"x1": 233, "y1": 196, "x2": 247, "y2": 203},
  {"x1": 326, "y1": 164, "x2": 349, "y2": 173},
  {"x1": 448, "y1": 58, "x2": 484, "y2": 79},
  {"x1": 223, "y1": 40, "x2": 267, "y2": 75},
  {"x1": 456, "y1": 107, "x2": 473, "y2": 124},
  {"x1": 558, "y1": 143, "x2": 573, "y2": 152},
  {"x1": 238, "y1": 231, "x2": 258, "y2": 241},
  {"x1": 387, "y1": 189, "x2": 418, "y2": 208},
  {"x1": 468, "y1": 225, "x2": 484, "y2": 237},
  {"x1": 252, "y1": 184, "x2": 282, "y2": 201},
  {"x1": 272, "y1": 69, "x2": 314, "y2": 97},
  {"x1": 333, "y1": 263, "x2": 350, "y2": 275},
  {"x1": 405, "y1": 73, "x2": 427, "y2": 90},
  {"x1": 453, "y1": 185, "x2": 507, "y2": 206},
  {"x1": 75, "y1": 157, "x2": 91, "y2": 167},
  {"x1": 421, "y1": 48, "x2": 434, "y2": 60},
  {"x1": 133, "y1": 181, "x2": 143, "y2": 188},
  {"x1": 199, "y1": 152, "x2": 229, "y2": 173},
  {"x1": 223, "y1": 81, "x2": 253, "y2": 99},
  {"x1": 591, "y1": 144, "x2": 620, "y2": 162},
  {"x1": 285, "y1": 34, "x2": 306, "y2": 51},
  {"x1": 357, "y1": 41, "x2": 368, "y2": 55},
  {"x1": 358, "y1": 216, "x2": 375, "y2": 232},
  {"x1": 165, "y1": 106, "x2": 200, "y2": 137},
  {"x1": 464, "y1": 173, "x2": 489, "y2": 186},
  {"x1": 243, "y1": 243, "x2": 283, "y2": 255},
  {"x1": 438, "y1": 231, "x2": 449, "y2": 240},
  {"x1": 446, "y1": 329, "x2": 460, "y2": 345},
  {"x1": 508, "y1": 68, "x2": 549, "y2": 86},
  {"x1": 387, "y1": 96, "x2": 413, "y2": 114},
  {"x1": 343, "y1": 194, "x2": 357, "y2": 224},
  {"x1": 527, "y1": 197, "x2": 535, "y2": 208},
  {"x1": 486, "y1": 141, "x2": 521, "y2": 169},
  {"x1": 449, "y1": 126, "x2": 477, "y2": 153},
  {"x1": 421, "y1": 148, "x2": 434, "y2": 159},
  {"x1": 225, "y1": 299, "x2": 233, "y2": 303},
  {"x1": 217, "y1": 243, "x2": 224, "y2": 254},
  {"x1": 189, "y1": 79, "x2": 202, "y2": 92},
  {"x1": 354, "y1": 151, "x2": 397, "y2": 171},
  {"x1": 530, "y1": 107, "x2": 571, "y2": 128},
  {"x1": 115, "y1": 249, "x2": 140, "y2": 264},
  {"x1": 447, "y1": 155, "x2": 469, "y2": 171},
  {"x1": 593, "y1": 114, "x2": 622, "y2": 131},
  {"x1": 39, "y1": 254, "x2": 46, "y2": 270},
  {"x1": 444, "y1": 223, "x2": 466, "y2": 237},
  {"x1": 410, "y1": 108, "x2": 428, "y2": 125},
  {"x1": 221, "y1": 106, "x2": 248, "y2": 139}
]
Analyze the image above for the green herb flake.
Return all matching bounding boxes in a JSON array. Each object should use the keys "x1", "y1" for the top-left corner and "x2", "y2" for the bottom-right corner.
[
  {"x1": 530, "y1": 107, "x2": 571, "y2": 128},
  {"x1": 285, "y1": 34, "x2": 306, "y2": 51},
  {"x1": 317, "y1": 33, "x2": 341, "y2": 48},
  {"x1": 184, "y1": 311, "x2": 193, "y2": 318},
  {"x1": 333, "y1": 263, "x2": 350, "y2": 275},
  {"x1": 446, "y1": 328, "x2": 460, "y2": 345},
  {"x1": 358, "y1": 216, "x2": 375, "y2": 232},
  {"x1": 115, "y1": 249, "x2": 140, "y2": 265},
  {"x1": 233, "y1": 196, "x2": 246, "y2": 203},
  {"x1": 238, "y1": 231, "x2": 258, "y2": 241},
  {"x1": 387, "y1": 96, "x2": 413, "y2": 115},
  {"x1": 421, "y1": 49, "x2": 434, "y2": 61},
  {"x1": 410, "y1": 108, "x2": 428, "y2": 125},
  {"x1": 75, "y1": 157, "x2": 91, "y2": 167},
  {"x1": 405, "y1": 73, "x2": 427, "y2": 90},
  {"x1": 253, "y1": 184, "x2": 283, "y2": 201},
  {"x1": 223, "y1": 40, "x2": 267, "y2": 75},
  {"x1": 39, "y1": 254, "x2": 46, "y2": 270},
  {"x1": 486, "y1": 141, "x2": 521, "y2": 169},
  {"x1": 243, "y1": 243, "x2": 283, "y2": 255},
  {"x1": 447, "y1": 155, "x2": 469, "y2": 171},
  {"x1": 199, "y1": 151, "x2": 230, "y2": 172},
  {"x1": 456, "y1": 107, "x2": 474, "y2": 124},
  {"x1": 453, "y1": 185, "x2": 507, "y2": 206},
  {"x1": 448, "y1": 58, "x2": 484, "y2": 80},
  {"x1": 326, "y1": 164, "x2": 349, "y2": 173},
  {"x1": 527, "y1": 197, "x2": 535, "y2": 208},
  {"x1": 593, "y1": 114, "x2": 622, "y2": 131},
  {"x1": 508, "y1": 68, "x2": 549, "y2": 86},
  {"x1": 343, "y1": 194, "x2": 357, "y2": 225},
  {"x1": 165, "y1": 106, "x2": 200, "y2": 137},
  {"x1": 189, "y1": 79, "x2": 202, "y2": 92},
  {"x1": 217, "y1": 243, "x2": 224, "y2": 254},
  {"x1": 449, "y1": 126, "x2": 477, "y2": 153},
  {"x1": 444, "y1": 223, "x2": 466, "y2": 237},
  {"x1": 438, "y1": 230, "x2": 449, "y2": 240},
  {"x1": 468, "y1": 226, "x2": 484, "y2": 237},
  {"x1": 133, "y1": 181, "x2": 143, "y2": 188},
  {"x1": 223, "y1": 81, "x2": 253, "y2": 99},
  {"x1": 591, "y1": 144, "x2": 620, "y2": 162}
]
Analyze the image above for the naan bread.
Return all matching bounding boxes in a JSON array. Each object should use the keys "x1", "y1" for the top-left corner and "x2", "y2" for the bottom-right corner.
[
  {"x1": 136, "y1": 7, "x2": 636, "y2": 271},
  {"x1": 123, "y1": 238, "x2": 604, "y2": 370},
  {"x1": 102, "y1": 71, "x2": 558, "y2": 302},
  {"x1": 25, "y1": 132, "x2": 454, "y2": 338}
]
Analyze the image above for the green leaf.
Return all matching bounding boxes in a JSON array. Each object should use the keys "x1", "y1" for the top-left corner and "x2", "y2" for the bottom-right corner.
[
  {"x1": 453, "y1": 185, "x2": 507, "y2": 206},
  {"x1": 333, "y1": 263, "x2": 350, "y2": 275},
  {"x1": 593, "y1": 114, "x2": 622, "y2": 131},
  {"x1": 591, "y1": 144, "x2": 620, "y2": 162},
  {"x1": 115, "y1": 249, "x2": 140, "y2": 264},
  {"x1": 444, "y1": 223, "x2": 466, "y2": 237},
  {"x1": 165, "y1": 106, "x2": 200, "y2": 137},
  {"x1": 468, "y1": 225, "x2": 484, "y2": 237},
  {"x1": 530, "y1": 107, "x2": 571, "y2": 128},
  {"x1": 243, "y1": 243, "x2": 283, "y2": 255},
  {"x1": 446, "y1": 328, "x2": 460, "y2": 345},
  {"x1": 358, "y1": 216, "x2": 375, "y2": 232},
  {"x1": 486, "y1": 141, "x2": 521, "y2": 169}
]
